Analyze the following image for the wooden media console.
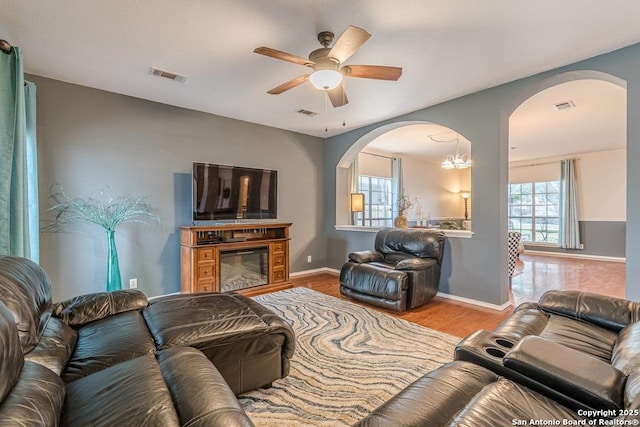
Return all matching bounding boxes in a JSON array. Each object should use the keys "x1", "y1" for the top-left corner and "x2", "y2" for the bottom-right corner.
[{"x1": 179, "y1": 223, "x2": 292, "y2": 296}]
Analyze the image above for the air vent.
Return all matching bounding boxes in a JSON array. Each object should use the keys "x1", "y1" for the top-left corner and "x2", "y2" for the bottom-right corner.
[
  {"x1": 296, "y1": 109, "x2": 318, "y2": 117},
  {"x1": 149, "y1": 67, "x2": 188, "y2": 83},
  {"x1": 553, "y1": 101, "x2": 575, "y2": 111}
]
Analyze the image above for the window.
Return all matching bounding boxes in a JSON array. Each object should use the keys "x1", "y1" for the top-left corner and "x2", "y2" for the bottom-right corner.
[
  {"x1": 357, "y1": 175, "x2": 393, "y2": 227},
  {"x1": 508, "y1": 181, "x2": 560, "y2": 244}
]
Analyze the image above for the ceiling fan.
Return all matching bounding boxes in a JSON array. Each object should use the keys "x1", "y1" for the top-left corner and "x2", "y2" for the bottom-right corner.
[{"x1": 254, "y1": 25, "x2": 402, "y2": 108}]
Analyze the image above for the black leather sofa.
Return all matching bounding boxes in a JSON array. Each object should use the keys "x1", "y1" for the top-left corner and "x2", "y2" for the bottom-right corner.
[
  {"x1": 340, "y1": 228, "x2": 445, "y2": 311},
  {"x1": 357, "y1": 290, "x2": 640, "y2": 425},
  {"x1": 0, "y1": 255, "x2": 295, "y2": 426}
]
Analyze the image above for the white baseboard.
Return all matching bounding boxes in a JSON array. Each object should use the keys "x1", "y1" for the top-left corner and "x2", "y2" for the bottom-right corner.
[
  {"x1": 524, "y1": 250, "x2": 625, "y2": 263},
  {"x1": 291, "y1": 267, "x2": 340, "y2": 277},
  {"x1": 293, "y1": 268, "x2": 511, "y2": 311},
  {"x1": 436, "y1": 292, "x2": 512, "y2": 311}
]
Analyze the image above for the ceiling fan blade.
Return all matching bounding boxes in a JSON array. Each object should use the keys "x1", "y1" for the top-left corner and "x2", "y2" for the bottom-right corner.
[
  {"x1": 254, "y1": 46, "x2": 313, "y2": 67},
  {"x1": 267, "y1": 74, "x2": 310, "y2": 95},
  {"x1": 327, "y1": 84, "x2": 349, "y2": 108},
  {"x1": 328, "y1": 25, "x2": 371, "y2": 63},
  {"x1": 343, "y1": 65, "x2": 402, "y2": 80}
]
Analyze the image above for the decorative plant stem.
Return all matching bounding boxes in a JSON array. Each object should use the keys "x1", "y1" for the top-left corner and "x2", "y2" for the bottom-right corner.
[
  {"x1": 394, "y1": 193, "x2": 416, "y2": 228},
  {"x1": 397, "y1": 193, "x2": 415, "y2": 216},
  {"x1": 44, "y1": 184, "x2": 159, "y2": 292}
]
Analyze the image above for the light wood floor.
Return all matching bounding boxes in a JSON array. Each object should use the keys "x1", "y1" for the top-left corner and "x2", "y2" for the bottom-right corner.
[
  {"x1": 290, "y1": 254, "x2": 626, "y2": 338},
  {"x1": 511, "y1": 254, "x2": 625, "y2": 304}
]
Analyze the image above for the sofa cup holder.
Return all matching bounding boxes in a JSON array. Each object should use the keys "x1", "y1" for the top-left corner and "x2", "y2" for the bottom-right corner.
[
  {"x1": 494, "y1": 337, "x2": 515, "y2": 349},
  {"x1": 485, "y1": 347, "x2": 507, "y2": 358}
]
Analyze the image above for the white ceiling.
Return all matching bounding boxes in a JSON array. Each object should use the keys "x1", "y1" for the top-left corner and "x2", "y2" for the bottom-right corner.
[
  {"x1": 366, "y1": 79, "x2": 627, "y2": 163},
  {"x1": 364, "y1": 124, "x2": 472, "y2": 163},
  {"x1": 2, "y1": 0, "x2": 639, "y2": 145},
  {"x1": 509, "y1": 79, "x2": 626, "y2": 163}
]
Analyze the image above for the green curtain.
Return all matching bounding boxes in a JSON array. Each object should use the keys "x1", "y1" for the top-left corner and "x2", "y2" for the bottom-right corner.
[
  {"x1": 559, "y1": 159, "x2": 582, "y2": 250},
  {"x1": 0, "y1": 46, "x2": 39, "y2": 261}
]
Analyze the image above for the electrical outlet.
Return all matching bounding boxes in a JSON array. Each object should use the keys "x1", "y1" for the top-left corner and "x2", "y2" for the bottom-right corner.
[
  {"x1": 307, "y1": 255, "x2": 312, "y2": 263},
  {"x1": 129, "y1": 278, "x2": 138, "y2": 289}
]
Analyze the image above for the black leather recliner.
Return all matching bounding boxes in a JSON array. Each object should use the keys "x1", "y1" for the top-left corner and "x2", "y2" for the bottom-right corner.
[
  {"x1": 357, "y1": 290, "x2": 640, "y2": 425},
  {"x1": 339, "y1": 228, "x2": 445, "y2": 311}
]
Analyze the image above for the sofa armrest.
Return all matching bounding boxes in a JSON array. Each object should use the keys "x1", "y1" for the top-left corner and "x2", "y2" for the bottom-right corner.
[
  {"x1": 491, "y1": 306, "x2": 549, "y2": 342},
  {"x1": 24, "y1": 317, "x2": 77, "y2": 375},
  {"x1": 241, "y1": 297, "x2": 296, "y2": 361},
  {"x1": 355, "y1": 361, "x2": 499, "y2": 426},
  {"x1": 0, "y1": 361, "x2": 65, "y2": 426},
  {"x1": 157, "y1": 348, "x2": 255, "y2": 426},
  {"x1": 348, "y1": 250, "x2": 384, "y2": 264},
  {"x1": 395, "y1": 258, "x2": 437, "y2": 271},
  {"x1": 53, "y1": 289, "x2": 148, "y2": 327},
  {"x1": 503, "y1": 336, "x2": 626, "y2": 410},
  {"x1": 538, "y1": 290, "x2": 640, "y2": 332}
]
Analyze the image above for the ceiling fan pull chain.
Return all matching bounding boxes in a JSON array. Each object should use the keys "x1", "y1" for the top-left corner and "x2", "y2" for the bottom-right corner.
[
  {"x1": 342, "y1": 80, "x2": 346, "y2": 127},
  {"x1": 325, "y1": 90, "x2": 329, "y2": 132}
]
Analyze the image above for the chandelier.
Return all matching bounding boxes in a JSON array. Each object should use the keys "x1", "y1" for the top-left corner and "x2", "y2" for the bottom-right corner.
[
  {"x1": 441, "y1": 152, "x2": 472, "y2": 169},
  {"x1": 430, "y1": 134, "x2": 472, "y2": 170}
]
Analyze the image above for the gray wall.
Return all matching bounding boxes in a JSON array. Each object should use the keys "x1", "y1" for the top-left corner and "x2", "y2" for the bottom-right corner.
[
  {"x1": 526, "y1": 221, "x2": 625, "y2": 258},
  {"x1": 30, "y1": 41, "x2": 640, "y2": 304},
  {"x1": 32, "y1": 75, "x2": 326, "y2": 301},
  {"x1": 325, "y1": 42, "x2": 640, "y2": 304}
]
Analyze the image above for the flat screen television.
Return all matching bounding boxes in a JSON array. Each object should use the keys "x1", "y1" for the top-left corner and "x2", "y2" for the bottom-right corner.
[{"x1": 192, "y1": 162, "x2": 278, "y2": 221}]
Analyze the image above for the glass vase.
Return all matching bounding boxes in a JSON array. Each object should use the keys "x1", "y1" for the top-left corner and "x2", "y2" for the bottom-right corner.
[{"x1": 106, "y1": 230, "x2": 122, "y2": 292}]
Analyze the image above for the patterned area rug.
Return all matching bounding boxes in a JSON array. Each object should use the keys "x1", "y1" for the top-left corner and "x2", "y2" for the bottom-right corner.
[{"x1": 240, "y1": 287, "x2": 459, "y2": 426}]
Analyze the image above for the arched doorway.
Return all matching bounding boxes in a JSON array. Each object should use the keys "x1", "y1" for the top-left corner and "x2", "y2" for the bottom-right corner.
[
  {"x1": 335, "y1": 121, "x2": 472, "y2": 229},
  {"x1": 506, "y1": 71, "x2": 627, "y2": 303}
]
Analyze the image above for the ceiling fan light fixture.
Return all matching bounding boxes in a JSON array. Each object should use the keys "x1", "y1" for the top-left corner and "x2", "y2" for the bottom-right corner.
[{"x1": 309, "y1": 69, "x2": 342, "y2": 90}]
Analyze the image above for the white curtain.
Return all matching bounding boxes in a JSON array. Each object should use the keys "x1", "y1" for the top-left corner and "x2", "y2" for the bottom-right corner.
[
  {"x1": 391, "y1": 157, "x2": 403, "y2": 219},
  {"x1": 349, "y1": 156, "x2": 359, "y2": 194},
  {"x1": 559, "y1": 159, "x2": 582, "y2": 249}
]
